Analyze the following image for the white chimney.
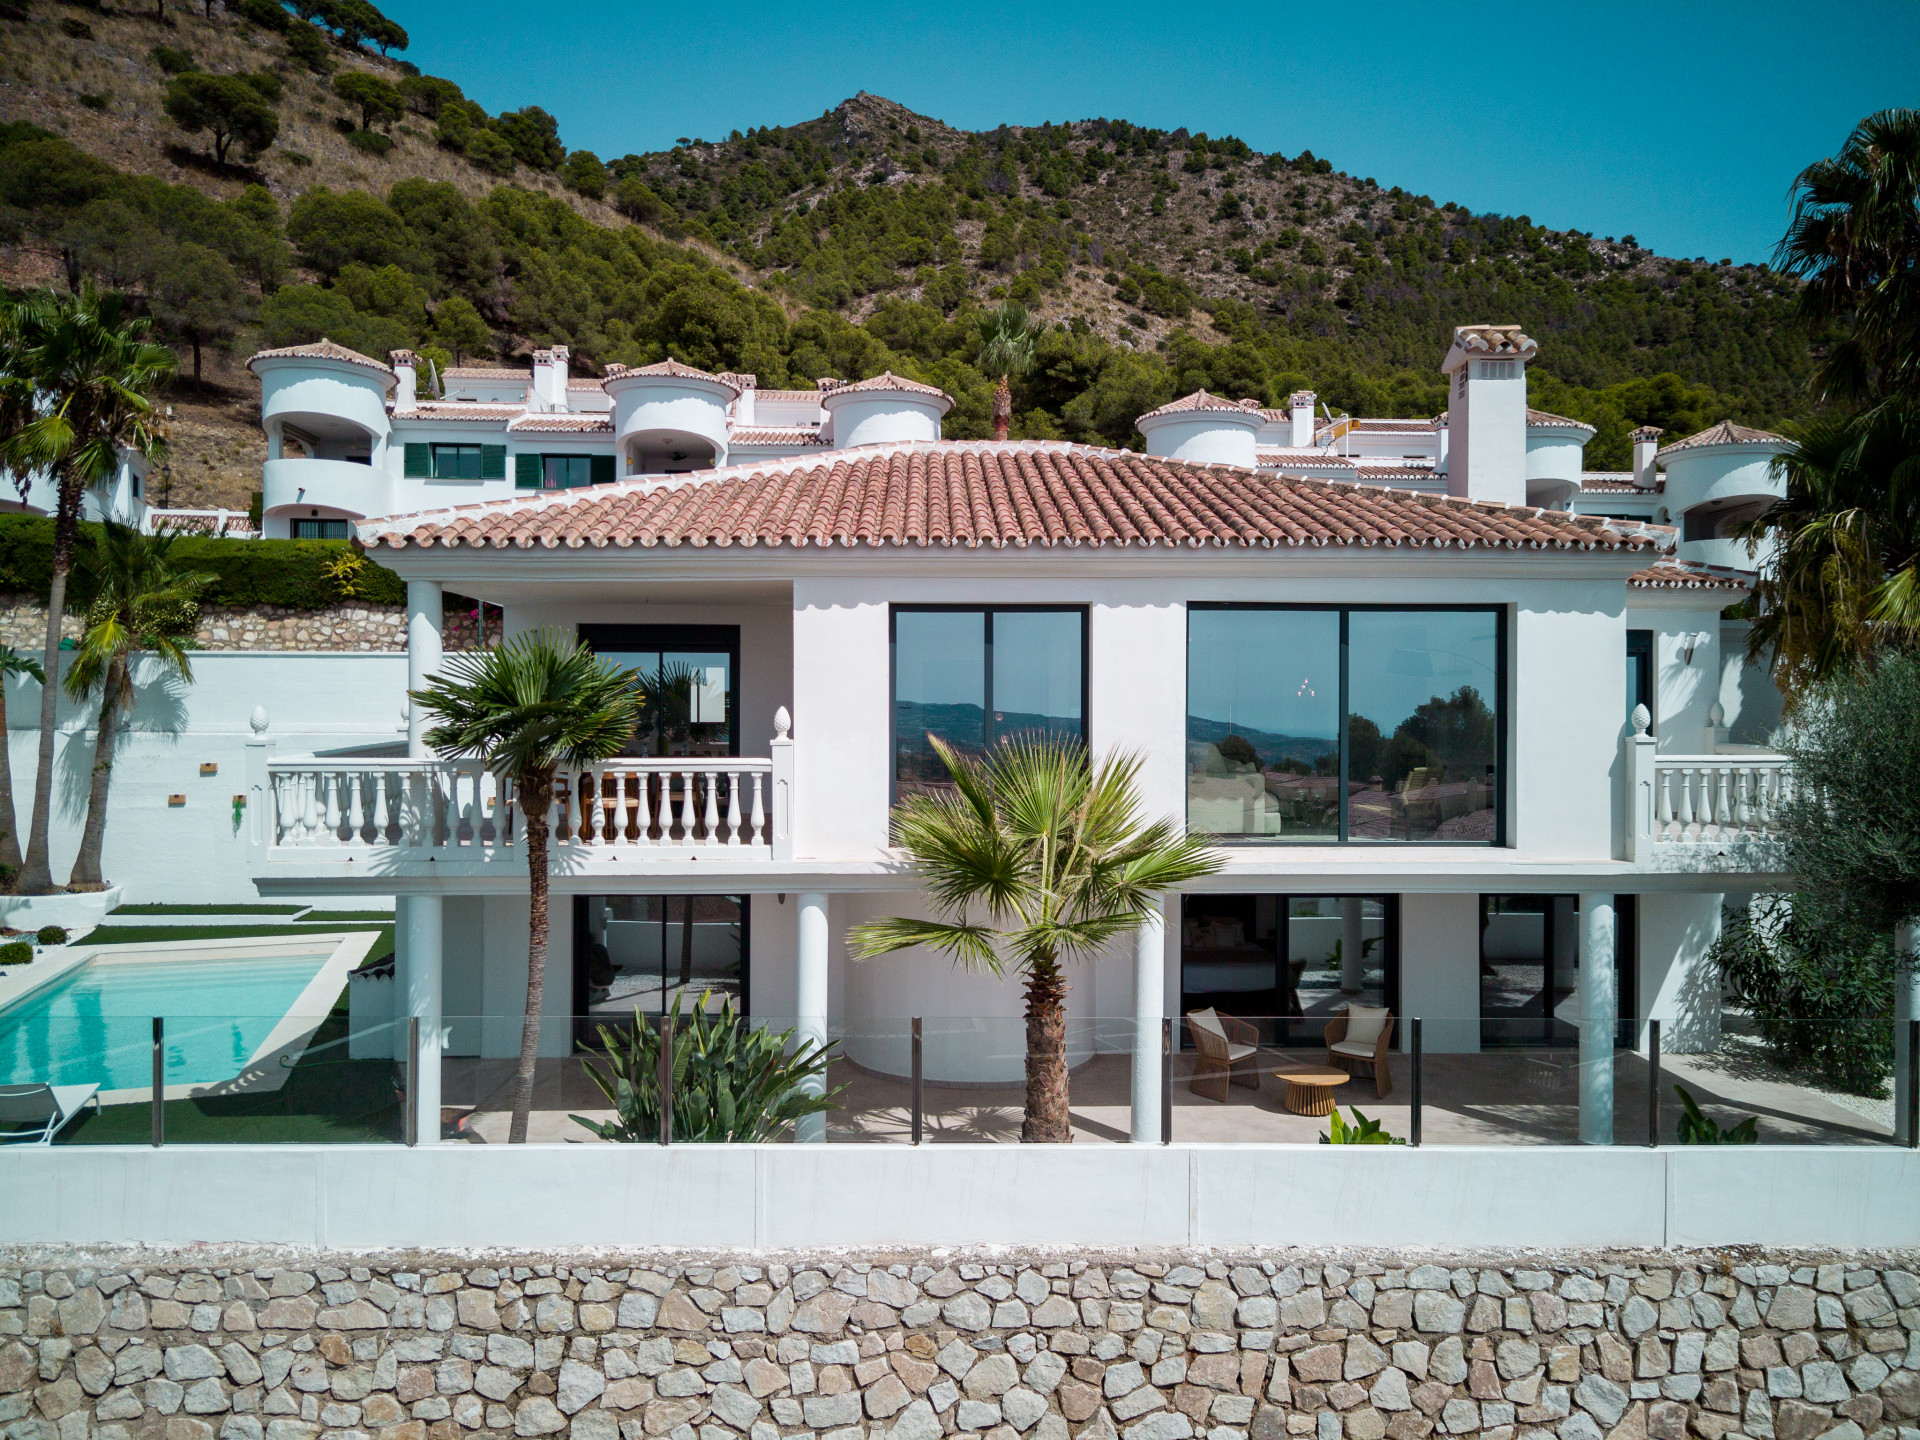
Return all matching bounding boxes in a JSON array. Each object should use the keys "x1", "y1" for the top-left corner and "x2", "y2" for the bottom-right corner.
[
  {"x1": 388, "y1": 350, "x2": 418, "y2": 416},
  {"x1": 1439, "y1": 324, "x2": 1537, "y2": 506},
  {"x1": 1289, "y1": 389, "x2": 1317, "y2": 449},
  {"x1": 1631, "y1": 425, "x2": 1664, "y2": 488},
  {"x1": 720, "y1": 372, "x2": 757, "y2": 427},
  {"x1": 1433, "y1": 412, "x2": 1449, "y2": 478},
  {"x1": 531, "y1": 346, "x2": 570, "y2": 412}
]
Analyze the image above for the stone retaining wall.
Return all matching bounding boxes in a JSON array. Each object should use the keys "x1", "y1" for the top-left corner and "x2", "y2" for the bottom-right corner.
[
  {"x1": 0, "y1": 598, "x2": 489, "y2": 653},
  {"x1": 3, "y1": 1250, "x2": 1917, "y2": 1440}
]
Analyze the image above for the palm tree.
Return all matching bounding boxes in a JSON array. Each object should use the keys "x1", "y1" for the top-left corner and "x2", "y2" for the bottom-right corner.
[
  {"x1": 849, "y1": 734, "x2": 1221, "y2": 1142},
  {"x1": 0, "y1": 645, "x2": 46, "y2": 881},
  {"x1": 63, "y1": 524, "x2": 214, "y2": 889},
  {"x1": 975, "y1": 300, "x2": 1036, "y2": 442},
  {"x1": 412, "y1": 630, "x2": 642, "y2": 1144},
  {"x1": 0, "y1": 286, "x2": 174, "y2": 894},
  {"x1": 1742, "y1": 109, "x2": 1920, "y2": 698}
]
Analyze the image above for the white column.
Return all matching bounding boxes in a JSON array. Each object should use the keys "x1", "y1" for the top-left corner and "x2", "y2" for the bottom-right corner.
[
  {"x1": 1341, "y1": 898, "x2": 1366, "y2": 994},
  {"x1": 404, "y1": 895, "x2": 443, "y2": 1144},
  {"x1": 1896, "y1": 921, "x2": 1919, "y2": 1144},
  {"x1": 1578, "y1": 892, "x2": 1617, "y2": 1145},
  {"x1": 1131, "y1": 897, "x2": 1165, "y2": 1143},
  {"x1": 406, "y1": 579, "x2": 444, "y2": 759},
  {"x1": 795, "y1": 892, "x2": 829, "y2": 1144}
]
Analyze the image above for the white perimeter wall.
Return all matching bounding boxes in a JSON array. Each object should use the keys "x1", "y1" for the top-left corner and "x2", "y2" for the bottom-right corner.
[
  {"x1": 5, "y1": 652, "x2": 409, "y2": 905},
  {"x1": 6, "y1": 1144, "x2": 1917, "y2": 1251}
]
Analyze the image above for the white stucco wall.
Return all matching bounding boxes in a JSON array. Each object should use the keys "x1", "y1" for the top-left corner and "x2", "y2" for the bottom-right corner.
[
  {"x1": 5, "y1": 652, "x2": 408, "y2": 904},
  {"x1": 1139, "y1": 416, "x2": 1260, "y2": 469},
  {"x1": 1396, "y1": 891, "x2": 1481, "y2": 1053},
  {"x1": 1635, "y1": 892, "x2": 1723, "y2": 1053},
  {"x1": 823, "y1": 396, "x2": 943, "y2": 448}
]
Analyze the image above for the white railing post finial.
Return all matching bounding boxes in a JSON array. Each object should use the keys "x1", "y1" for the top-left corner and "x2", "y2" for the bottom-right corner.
[
  {"x1": 770, "y1": 708, "x2": 795, "y2": 861},
  {"x1": 1705, "y1": 702, "x2": 1727, "y2": 753},
  {"x1": 1624, "y1": 707, "x2": 1657, "y2": 861}
]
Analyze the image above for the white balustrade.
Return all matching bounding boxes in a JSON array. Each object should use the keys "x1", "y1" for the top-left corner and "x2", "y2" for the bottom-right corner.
[
  {"x1": 264, "y1": 756, "x2": 780, "y2": 856},
  {"x1": 1623, "y1": 707, "x2": 1792, "y2": 858}
]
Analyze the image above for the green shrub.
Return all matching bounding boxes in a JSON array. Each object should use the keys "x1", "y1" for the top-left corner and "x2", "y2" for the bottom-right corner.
[
  {"x1": 570, "y1": 993, "x2": 840, "y2": 1143},
  {"x1": 60, "y1": 17, "x2": 91, "y2": 39},
  {"x1": 150, "y1": 45, "x2": 196, "y2": 75},
  {"x1": 1674, "y1": 1086, "x2": 1758, "y2": 1144},
  {"x1": 34, "y1": 925, "x2": 67, "y2": 945},
  {"x1": 0, "y1": 941, "x2": 30, "y2": 966},
  {"x1": 348, "y1": 129, "x2": 393, "y2": 157},
  {"x1": 0, "y1": 516, "x2": 405, "y2": 609},
  {"x1": 78, "y1": 93, "x2": 108, "y2": 112},
  {"x1": 1318, "y1": 1106, "x2": 1406, "y2": 1145}
]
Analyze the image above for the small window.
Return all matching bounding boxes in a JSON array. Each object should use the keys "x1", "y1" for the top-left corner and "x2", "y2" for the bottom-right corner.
[
  {"x1": 431, "y1": 444, "x2": 483, "y2": 480},
  {"x1": 544, "y1": 455, "x2": 592, "y2": 490},
  {"x1": 292, "y1": 519, "x2": 351, "y2": 540}
]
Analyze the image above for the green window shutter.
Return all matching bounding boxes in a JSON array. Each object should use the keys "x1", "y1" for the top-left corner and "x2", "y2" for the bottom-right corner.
[
  {"x1": 590, "y1": 454, "x2": 615, "y2": 487},
  {"x1": 481, "y1": 445, "x2": 508, "y2": 480},
  {"x1": 514, "y1": 452, "x2": 541, "y2": 489},
  {"x1": 403, "y1": 443, "x2": 430, "y2": 478}
]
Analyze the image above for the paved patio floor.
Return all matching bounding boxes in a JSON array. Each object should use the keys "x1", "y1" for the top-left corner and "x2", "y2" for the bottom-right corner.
[{"x1": 444, "y1": 1035, "x2": 1894, "y2": 1146}]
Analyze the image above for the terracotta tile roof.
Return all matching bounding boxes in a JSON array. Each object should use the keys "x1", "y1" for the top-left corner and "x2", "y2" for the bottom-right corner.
[
  {"x1": 730, "y1": 427, "x2": 827, "y2": 446},
  {"x1": 1256, "y1": 449, "x2": 1355, "y2": 470},
  {"x1": 444, "y1": 365, "x2": 528, "y2": 380},
  {"x1": 1315, "y1": 417, "x2": 1435, "y2": 439},
  {"x1": 1447, "y1": 324, "x2": 1537, "y2": 361},
  {"x1": 1354, "y1": 464, "x2": 1440, "y2": 481},
  {"x1": 716, "y1": 372, "x2": 758, "y2": 391},
  {"x1": 567, "y1": 378, "x2": 606, "y2": 391},
  {"x1": 605, "y1": 358, "x2": 740, "y2": 393},
  {"x1": 360, "y1": 440, "x2": 1663, "y2": 557},
  {"x1": 1630, "y1": 425, "x2": 1665, "y2": 442},
  {"x1": 1139, "y1": 390, "x2": 1263, "y2": 422},
  {"x1": 1628, "y1": 559, "x2": 1750, "y2": 592},
  {"x1": 1525, "y1": 408, "x2": 1596, "y2": 433},
  {"x1": 754, "y1": 389, "x2": 828, "y2": 403},
  {"x1": 509, "y1": 414, "x2": 613, "y2": 433},
  {"x1": 400, "y1": 403, "x2": 523, "y2": 422},
  {"x1": 1287, "y1": 390, "x2": 1316, "y2": 405},
  {"x1": 249, "y1": 339, "x2": 392, "y2": 376},
  {"x1": 1657, "y1": 419, "x2": 1788, "y2": 458},
  {"x1": 823, "y1": 371, "x2": 952, "y2": 408}
]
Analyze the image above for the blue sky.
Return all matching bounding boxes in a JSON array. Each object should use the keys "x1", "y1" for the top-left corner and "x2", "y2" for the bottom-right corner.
[{"x1": 380, "y1": 0, "x2": 1917, "y2": 265}]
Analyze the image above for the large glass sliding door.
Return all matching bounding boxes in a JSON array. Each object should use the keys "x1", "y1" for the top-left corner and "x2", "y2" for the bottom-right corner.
[
  {"x1": 1478, "y1": 894, "x2": 1636, "y2": 1048},
  {"x1": 578, "y1": 624, "x2": 738, "y2": 758},
  {"x1": 1179, "y1": 894, "x2": 1398, "y2": 1046},
  {"x1": 572, "y1": 895, "x2": 749, "y2": 1043}
]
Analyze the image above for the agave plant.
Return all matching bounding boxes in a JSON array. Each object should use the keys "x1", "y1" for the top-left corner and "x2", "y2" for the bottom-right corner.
[
  {"x1": 1674, "y1": 1085, "x2": 1759, "y2": 1144},
  {"x1": 570, "y1": 992, "x2": 841, "y2": 1143},
  {"x1": 1319, "y1": 1105, "x2": 1406, "y2": 1145}
]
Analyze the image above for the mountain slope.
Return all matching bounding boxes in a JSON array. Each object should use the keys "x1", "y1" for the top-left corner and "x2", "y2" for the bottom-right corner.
[{"x1": 0, "y1": 8, "x2": 1814, "y2": 509}]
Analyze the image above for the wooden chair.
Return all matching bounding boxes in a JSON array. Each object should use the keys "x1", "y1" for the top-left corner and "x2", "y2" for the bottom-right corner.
[
  {"x1": 1323, "y1": 1006, "x2": 1394, "y2": 1098},
  {"x1": 1185, "y1": 1008, "x2": 1261, "y2": 1102}
]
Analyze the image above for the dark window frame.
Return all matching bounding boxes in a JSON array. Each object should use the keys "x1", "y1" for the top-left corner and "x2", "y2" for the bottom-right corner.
[
  {"x1": 429, "y1": 442, "x2": 484, "y2": 480},
  {"x1": 577, "y1": 623, "x2": 742, "y2": 758},
  {"x1": 889, "y1": 604, "x2": 1090, "y2": 805},
  {"x1": 1187, "y1": 602, "x2": 1509, "y2": 846},
  {"x1": 1627, "y1": 629, "x2": 1654, "y2": 734},
  {"x1": 570, "y1": 893, "x2": 753, "y2": 1048}
]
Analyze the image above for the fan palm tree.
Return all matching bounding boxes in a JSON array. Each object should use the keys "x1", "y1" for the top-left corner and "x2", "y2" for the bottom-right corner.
[
  {"x1": 0, "y1": 286, "x2": 174, "y2": 894},
  {"x1": 0, "y1": 645, "x2": 46, "y2": 881},
  {"x1": 412, "y1": 630, "x2": 643, "y2": 1144},
  {"x1": 975, "y1": 300, "x2": 1036, "y2": 442},
  {"x1": 849, "y1": 734, "x2": 1221, "y2": 1143},
  {"x1": 1742, "y1": 109, "x2": 1920, "y2": 697},
  {"x1": 63, "y1": 524, "x2": 214, "y2": 889}
]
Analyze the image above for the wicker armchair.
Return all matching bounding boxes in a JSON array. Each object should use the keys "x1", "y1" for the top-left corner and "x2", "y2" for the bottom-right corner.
[
  {"x1": 1185, "y1": 1008, "x2": 1262, "y2": 1102},
  {"x1": 1323, "y1": 1006, "x2": 1395, "y2": 1097}
]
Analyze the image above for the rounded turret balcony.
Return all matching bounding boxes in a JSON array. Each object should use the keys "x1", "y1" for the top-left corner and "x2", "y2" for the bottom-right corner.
[
  {"x1": 1523, "y1": 408, "x2": 1596, "y2": 507},
  {"x1": 604, "y1": 359, "x2": 737, "y2": 475},
  {"x1": 1657, "y1": 421, "x2": 1789, "y2": 570},
  {"x1": 819, "y1": 372, "x2": 953, "y2": 448},
  {"x1": 249, "y1": 341, "x2": 397, "y2": 536},
  {"x1": 1136, "y1": 391, "x2": 1263, "y2": 468}
]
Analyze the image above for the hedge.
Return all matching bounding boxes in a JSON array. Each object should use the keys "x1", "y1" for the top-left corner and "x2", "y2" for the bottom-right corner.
[{"x1": 0, "y1": 516, "x2": 406, "y2": 609}]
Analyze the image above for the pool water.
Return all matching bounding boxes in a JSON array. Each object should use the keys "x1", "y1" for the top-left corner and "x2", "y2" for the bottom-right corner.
[{"x1": 0, "y1": 952, "x2": 336, "y2": 1092}]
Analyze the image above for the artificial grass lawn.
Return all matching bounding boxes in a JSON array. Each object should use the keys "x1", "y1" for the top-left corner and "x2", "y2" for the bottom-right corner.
[
  {"x1": 59, "y1": 1008, "x2": 402, "y2": 1145},
  {"x1": 299, "y1": 910, "x2": 396, "y2": 922},
  {"x1": 111, "y1": 903, "x2": 306, "y2": 916},
  {"x1": 72, "y1": 922, "x2": 395, "y2": 966}
]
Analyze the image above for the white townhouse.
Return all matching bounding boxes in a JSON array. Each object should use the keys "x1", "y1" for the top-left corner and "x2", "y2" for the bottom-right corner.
[{"x1": 234, "y1": 323, "x2": 1795, "y2": 1145}]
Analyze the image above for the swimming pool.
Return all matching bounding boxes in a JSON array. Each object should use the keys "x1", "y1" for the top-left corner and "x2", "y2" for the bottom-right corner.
[{"x1": 0, "y1": 944, "x2": 351, "y2": 1095}]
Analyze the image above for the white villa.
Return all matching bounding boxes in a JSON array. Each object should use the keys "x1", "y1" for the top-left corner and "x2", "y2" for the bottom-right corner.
[{"x1": 69, "y1": 319, "x2": 1781, "y2": 1149}]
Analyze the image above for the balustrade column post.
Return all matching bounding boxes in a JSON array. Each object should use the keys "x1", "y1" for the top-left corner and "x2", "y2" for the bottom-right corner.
[
  {"x1": 770, "y1": 708, "x2": 795, "y2": 861},
  {"x1": 1624, "y1": 706, "x2": 1655, "y2": 859},
  {"x1": 1131, "y1": 896, "x2": 1166, "y2": 1144}
]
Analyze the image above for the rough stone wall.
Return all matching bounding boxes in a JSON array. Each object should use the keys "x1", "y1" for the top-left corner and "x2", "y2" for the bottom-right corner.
[
  {"x1": 0, "y1": 598, "x2": 489, "y2": 653},
  {"x1": 3, "y1": 1251, "x2": 1918, "y2": 1440}
]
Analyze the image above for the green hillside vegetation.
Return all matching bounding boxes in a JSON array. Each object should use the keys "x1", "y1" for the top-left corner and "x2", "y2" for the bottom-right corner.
[{"x1": 0, "y1": 6, "x2": 1816, "y2": 470}]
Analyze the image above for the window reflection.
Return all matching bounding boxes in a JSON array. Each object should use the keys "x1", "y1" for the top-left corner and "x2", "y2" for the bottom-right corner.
[
  {"x1": 1186, "y1": 607, "x2": 1501, "y2": 844},
  {"x1": 893, "y1": 608, "x2": 1083, "y2": 797},
  {"x1": 1179, "y1": 894, "x2": 1394, "y2": 1045},
  {"x1": 1187, "y1": 610, "x2": 1340, "y2": 839},
  {"x1": 1347, "y1": 611, "x2": 1499, "y2": 841},
  {"x1": 577, "y1": 894, "x2": 746, "y2": 1023}
]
